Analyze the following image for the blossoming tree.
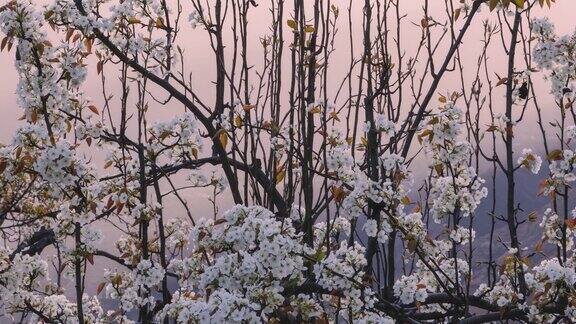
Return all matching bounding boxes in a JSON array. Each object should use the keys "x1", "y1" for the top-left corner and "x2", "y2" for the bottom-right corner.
[{"x1": 0, "y1": 0, "x2": 575, "y2": 323}]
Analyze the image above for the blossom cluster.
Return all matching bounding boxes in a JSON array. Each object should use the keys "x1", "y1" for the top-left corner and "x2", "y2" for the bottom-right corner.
[
  {"x1": 420, "y1": 101, "x2": 488, "y2": 222},
  {"x1": 158, "y1": 205, "x2": 393, "y2": 322},
  {"x1": 532, "y1": 17, "x2": 576, "y2": 99}
]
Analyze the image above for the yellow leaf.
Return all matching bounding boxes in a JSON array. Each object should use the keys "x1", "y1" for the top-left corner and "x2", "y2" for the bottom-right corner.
[
  {"x1": 159, "y1": 130, "x2": 171, "y2": 141},
  {"x1": 304, "y1": 25, "x2": 315, "y2": 33},
  {"x1": 242, "y1": 104, "x2": 256, "y2": 112},
  {"x1": 219, "y1": 131, "x2": 229, "y2": 149},
  {"x1": 44, "y1": 9, "x2": 55, "y2": 20},
  {"x1": 434, "y1": 164, "x2": 443, "y2": 175},
  {"x1": 275, "y1": 169, "x2": 286, "y2": 184},
  {"x1": 489, "y1": 0, "x2": 499, "y2": 11},
  {"x1": 156, "y1": 17, "x2": 165, "y2": 28},
  {"x1": 329, "y1": 111, "x2": 340, "y2": 122},
  {"x1": 309, "y1": 105, "x2": 321, "y2": 114},
  {"x1": 287, "y1": 19, "x2": 297, "y2": 30},
  {"x1": 547, "y1": 149, "x2": 564, "y2": 161},
  {"x1": 127, "y1": 17, "x2": 141, "y2": 24},
  {"x1": 401, "y1": 196, "x2": 411, "y2": 205},
  {"x1": 111, "y1": 274, "x2": 122, "y2": 286},
  {"x1": 234, "y1": 115, "x2": 243, "y2": 127},
  {"x1": 512, "y1": 0, "x2": 525, "y2": 8},
  {"x1": 528, "y1": 211, "x2": 537, "y2": 222},
  {"x1": 331, "y1": 186, "x2": 347, "y2": 203}
]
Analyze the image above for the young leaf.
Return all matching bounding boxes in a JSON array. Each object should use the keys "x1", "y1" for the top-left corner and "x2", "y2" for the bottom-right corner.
[
  {"x1": 401, "y1": 196, "x2": 411, "y2": 205},
  {"x1": 420, "y1": 18, "x2": 429, "y2": 28},
  {"x1": 275, "y1": 169, "x2": 286, "y2": 184},
  {"x1": 88, "y1": 105, "x2": 100, "y2": 115},
  {"x1": 287, "y1": 19, "x2": 297, "y2": 30},
  {"x1": 454, "y1": 8, "x2": 461, "y2": 21},
  {"x1": 489, "y1": 0, "x2": 499, "y2": 11},
  {"x1": 528, "y1": 211, "x2": 537, "y2": 222},
  {"x1": 547, "y1": 149, "x2": 564, "y2": 161},
  {"x1": 156, "y1": 17, "x2": 166, "y2": 28},
  {"x1": 0, "y1": 158, "x2": 7, "y2": 173},
  {"x1": 97, "y1": 61, "x2": 103, "y2": 75},
  {"x1": 511, "y1": 0, "x2": 525, "y2": 8},
  {"x1": 407, "y1": 238, "x2": 418, "y2": 253},
  {"x1": 96, "y1": 282, "x2": 106, "y2": 295},
  {"x1": 127, "y1": 17, "x2": 141, "y2": 24},
  {"x1": 243, "y1": 104, "x2": 256, "y2": 112},
  {"x1": 496, "y1": 77, "x2": 508, "y2": 87},
  {"x1": 219, "y1": 131, "x2": 229, "y2": 149}
]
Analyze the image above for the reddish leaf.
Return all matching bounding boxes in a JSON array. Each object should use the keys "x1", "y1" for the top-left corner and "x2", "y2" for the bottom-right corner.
[{"x1": 88, "y1": 105, "x2": 100, "y2": 115}]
